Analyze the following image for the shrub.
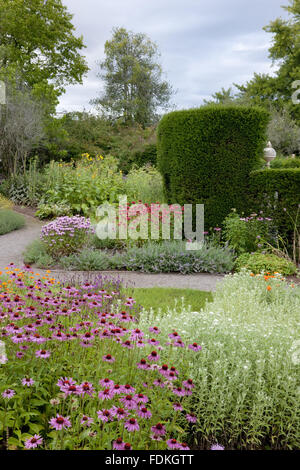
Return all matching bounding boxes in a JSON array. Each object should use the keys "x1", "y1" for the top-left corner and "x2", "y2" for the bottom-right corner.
[
  {"x1": 249, "y1": 169, "x2": 300, "y2": 240},
  {"x1": 223, "y1": 210, "x2": 274, "y2": 255},
  {"x1": 139, "y1": 271, "x2": 300, "y2": 449},
  {"x1": 116, "y1": 240, "x2": 235, "y2": 274},
  {"x1": 0, "y1": 209, "x2": 25, "y2": 235},
  {"x1": 157, "y1": 105, "x2": 269, "y2": 229},
  {"x1": 60, "y1": 248, "x2": 111, "y2": 271},
  {"x1": 132, "y1": 144, "x2": 157, "y2": 168},
  {"x1": 235, "y1": 252, "x2": 297, "y2": 275},
  {"x1": 40, "y1": 216, "x2": 94, "y2": 259},
  {"x1": 271, "y1": 156, "x2": 300, "y2": 169},
  {"x1": 23, "y1": 239, "x2": 48, "y2": 265}
]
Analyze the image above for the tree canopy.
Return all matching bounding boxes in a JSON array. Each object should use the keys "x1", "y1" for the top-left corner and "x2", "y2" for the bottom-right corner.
[
  {"x1": 92, "y1": 27, "x2": 173, "y2": 127},
  {"x1": 0, "y1": 0, "x2": 88, "y2": 109}
]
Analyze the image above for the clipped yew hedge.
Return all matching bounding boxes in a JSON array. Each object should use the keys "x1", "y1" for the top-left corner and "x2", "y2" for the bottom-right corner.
[
  {"x1": 249, "y1": 169, "x2": 300, "y2": 239},
  {"x1": 157, "y1": 105, "x2": 269, "y2": 229}
]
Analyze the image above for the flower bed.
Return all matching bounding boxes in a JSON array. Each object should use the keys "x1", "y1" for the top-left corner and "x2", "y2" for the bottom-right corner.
[{"x1": 0, "y1": 265, "x2": 207, "y2": 451}]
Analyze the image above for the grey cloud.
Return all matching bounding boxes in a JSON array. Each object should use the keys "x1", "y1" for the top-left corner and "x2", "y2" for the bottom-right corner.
[{"x1": 58, "y1": 0, "x2": 289, "y2": 113}]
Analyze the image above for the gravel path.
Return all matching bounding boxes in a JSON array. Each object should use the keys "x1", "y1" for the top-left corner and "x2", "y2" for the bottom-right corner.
[
  {"x1": 0, "y1": 213, "x2": 43, "y2": 270},
  {"x1": 0, "y1": 213, "x2": 224, "y2": 291}
]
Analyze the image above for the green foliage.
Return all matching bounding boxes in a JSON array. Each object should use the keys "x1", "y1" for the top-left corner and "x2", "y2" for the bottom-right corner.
[
  {"x1": 235, "y1": 252, "x2": 297, "y2": 275},
  {"x1": 60, "y1": 248, "x2": 111, "y2": 271},
  {"x1": 0, "y1": 0, "x2": 88, "y2": 109},
  {"x1": 267, "y1": 106, "x2": 300, "y2": 155},
  {"x1": 223, "y1": 210, "x2": 274, "y2": 255},
  {"x1": 132, "y1": 144, "x2": 157, "y2": 168},
  {"x1": 139, "y1": 271, "x2": 300, "y2": 449},
  {"x1": 23, "y1": 240, "x2": 50, "y2": 266},
  {"x1": 125, "y1": 165, "x2": 165, "y2": 204},
  {"x1": 236, "y1": 0, "x2": 300, "y2": 124},
  {"x1": 249, "y1": 169, "x2": 300, "y2": 238},
  {"x1": 157, "y1": 105, "x2": 269, "y2": 229},
  {"x1": 92, "y1": 27, "x2": 173, "y2": 126},
  {"x1": 37, "y1": 111, "x2": 157, "y2": 171},
  {"x1": 39, "y1": 155, "x2": 125, "y2": 217},
  {"x1": 35, "y1": 203, "x2": 73, "y2": 220},
  {"x1": 117, "y1": 240, "x2": 235, "y2": 274},
  {"x1": 3, "y1": 158, "x2": 45, "y2": 205},
  {"x1": 271, "y1": 156, "x2": 300, "y2": 168},
  {"x1": 0, "y1": 209, "x2": 25, "y2": 235},
  {"x1": 0, "y1": 195, "x2": 13, "y2": 209}
]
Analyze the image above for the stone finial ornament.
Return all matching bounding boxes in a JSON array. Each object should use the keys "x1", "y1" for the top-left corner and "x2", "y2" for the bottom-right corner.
[{"x1": 263, "y1": 141, "x2": 276, "y2": 168}]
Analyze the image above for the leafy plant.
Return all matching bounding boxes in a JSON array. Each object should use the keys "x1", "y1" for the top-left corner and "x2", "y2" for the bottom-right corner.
[
  {"x1": 139, "y1": 271, "x2": 300, "y2": 449},
  {"x1": 223, "y1": 210, "x2": 274, "y2": 255},
  {"x1": 235, "y1": 252, "x2": 297, "y2": 275}
]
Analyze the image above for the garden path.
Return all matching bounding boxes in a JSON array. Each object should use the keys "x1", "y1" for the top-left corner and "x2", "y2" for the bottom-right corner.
[
  {"x1": 0, "y1": 213, "x2": 43, "y2": 272},
  {"x1": 0, "y1": 212, "x2": 224, "y2": 291}
]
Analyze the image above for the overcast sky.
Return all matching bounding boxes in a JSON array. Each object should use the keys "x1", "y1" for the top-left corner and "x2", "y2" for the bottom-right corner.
[{"x1": 58, "y1": 0, "x2": 289, "y2": 114}]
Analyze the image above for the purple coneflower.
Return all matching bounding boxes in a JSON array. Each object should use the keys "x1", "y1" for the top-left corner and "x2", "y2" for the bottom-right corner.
[
  {"x1": 102, "y1": 354, "x2": 115, "y2": 363},
  {"x1": 97, "y1": 409, "x2": 113, "y2": 422},
  {"x1": 188, "y1": 342, "x2": 202, "y2": 352},
  {"x1": 211, "y1": 443, "x2": 225, "y2": 450},
  {"x1": 179, "y1": 442, "x2": 190, "y2": 450},
  {"x1": 120, "y1": 394, "x2": 138, "y2": 410},
  {"x1": 21, "y1": 377, "x2": 34, "y2": 387},
  {"x1": 81, "y1": 415, "x2": 94, "y2": 427},
  {"x1": 151, "y1": 423, "x2": 166, "y2": 436},
  {"x1": 35, "y1": 349, "x2": 51, "y2": 358},
  {"x1": 79, "y1": 381, "x2": 95, "y2": 397},
  {"x1": 173, "y1": 402, "x2": 183, "y2": 411},
  {"x1": 186, "y1": 413, "x2": 197, "y2": 423},
  {"x1": 99, "y1": 378, "x2": 114, "y2": 388},
  {"x1": 137, "y1": 407, "x2": 152, "y2": 419},
  {"x1": 113, "y1": 438, "x2": 125, "y2": 450},
  {"x1": 183, "y1": 379, "x2": 195, "y2": 390},
  {"x1": 137, "y1": 359, "x2": 150, "y2": 370},
  {"x1": 98, "y1": 388, "x2": 114, "y2": 401},
  {"x1": 173, "y1": 387, "x2": 186, "y2": 397},
  {"x1": 167, "y1": 439, "x2": 180, "y2": 449},
  {"x1": 2, "y1": 389, "x2": 15, "y2": 399},
  {"x1": 149, "y1": 326, "x2": 160, "y2": 334},
  {"x1": 25, "y1": 434, "x2": 43, "y2": 449},
  {"x1": 134, "y1": 393, "x2": 148, "y2": 403},
  {"x1": 49, "y1": 414, "x2": 71, "y2": 430},
  {"x1": 147, "y1": 350, "x2": 160, "y2": 361},
  {"x1": 124, "y1": 418, "x2": 140, "y2": 432}
]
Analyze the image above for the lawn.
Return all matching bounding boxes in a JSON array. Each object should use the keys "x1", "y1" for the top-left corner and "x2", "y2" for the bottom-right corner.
[{"x1": 123, "y1": 287, "x2": 213, "y2": 314}]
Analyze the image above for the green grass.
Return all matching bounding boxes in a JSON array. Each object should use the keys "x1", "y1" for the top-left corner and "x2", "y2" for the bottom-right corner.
[
  {"x1": 124, "y1": 287, "x2": 213, "y2": 313},
  {"x1": 0, "y1": 209, "x2": 25, "y2": 235}
]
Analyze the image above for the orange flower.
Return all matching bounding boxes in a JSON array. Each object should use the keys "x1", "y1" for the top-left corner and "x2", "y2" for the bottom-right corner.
[{"x1": 267, "y1": 285, "x2": 272, "y2": 291}]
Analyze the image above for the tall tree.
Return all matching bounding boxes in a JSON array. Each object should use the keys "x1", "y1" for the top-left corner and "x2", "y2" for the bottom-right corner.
[
  {"x1": 92, "y1": 27, "x2": 173, "y2": 127},
  {"x1": 236, "y1": 0, "x2": 300, "y2": 122},
  {"x1": 0, "y1": 0, "x2": 88, "y2": 110}
]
